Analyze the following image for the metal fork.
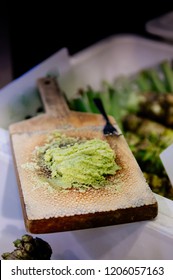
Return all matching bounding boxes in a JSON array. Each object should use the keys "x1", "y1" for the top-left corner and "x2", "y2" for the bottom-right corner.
[{"x1": 93, "y1": 98, "x2": 121, "y2": 136}]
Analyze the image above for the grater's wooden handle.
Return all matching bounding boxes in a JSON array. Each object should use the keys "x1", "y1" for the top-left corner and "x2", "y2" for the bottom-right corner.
[{"x1": 37, "y1": 77, "x2": 70, "y2": 118}]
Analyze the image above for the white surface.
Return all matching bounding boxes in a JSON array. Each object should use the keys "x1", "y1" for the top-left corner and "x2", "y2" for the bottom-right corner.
[
  {"x1": 160, "y1": 144, "x2": 173, "y2": 188},
  {"x1": 0, "y1": 149, "x2": 173, "y2": 260},
  {"x1": 146, "y1": 11, "x2": 173, "y2": 41},
  {"x1": 1, "y1": 35, "x2": 173, "y2": 259}
]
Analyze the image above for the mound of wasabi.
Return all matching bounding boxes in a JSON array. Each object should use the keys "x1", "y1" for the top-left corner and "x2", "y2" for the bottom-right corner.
[{"x1": 37, "y1": 134, "x2": 120, "y2": 191}]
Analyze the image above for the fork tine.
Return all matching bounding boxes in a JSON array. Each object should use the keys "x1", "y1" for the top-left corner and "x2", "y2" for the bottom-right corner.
[
  {"x1": 93, "y1": 98, "x2": 121, "y2": 136},
  {"x1": 103, "y1": 121, "x2": 120, "y2": 136}
]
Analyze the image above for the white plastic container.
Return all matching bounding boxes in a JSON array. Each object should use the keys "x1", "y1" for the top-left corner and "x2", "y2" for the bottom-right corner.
[
  {"x1": 1, "y1": 34, "x2": 173, "y2": 259},
  {"x1": 146, "y1": 11, "x2": 173, "y2": 42}
]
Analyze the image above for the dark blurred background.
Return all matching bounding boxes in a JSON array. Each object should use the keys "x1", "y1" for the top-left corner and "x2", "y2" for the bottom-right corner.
[{"x1": 1, "y1": 1, "x2": 173, "y2": 85}]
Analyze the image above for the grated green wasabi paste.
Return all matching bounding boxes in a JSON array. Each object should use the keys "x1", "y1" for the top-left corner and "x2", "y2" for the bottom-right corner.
[{"x1": 37, "y1": 134, "x2": 120, "y2": 190}]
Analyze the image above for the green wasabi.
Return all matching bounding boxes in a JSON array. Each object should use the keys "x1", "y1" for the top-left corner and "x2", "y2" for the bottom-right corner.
[{"x1": 37, "y1": 133, "x2": 120, "y2": 190}]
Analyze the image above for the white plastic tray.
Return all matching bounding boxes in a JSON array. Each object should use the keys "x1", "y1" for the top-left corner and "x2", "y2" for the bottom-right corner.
[
  {"x1": 59, "y1": 34, "x2": 173, "y2": 97},
  {"x1": 146, "y1": 11, "x2": 173, "y2": 41},
  {"x1": 1, "y1": 34, "x2": 173, "y2": 259}
]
